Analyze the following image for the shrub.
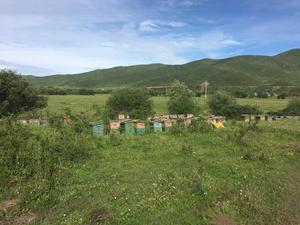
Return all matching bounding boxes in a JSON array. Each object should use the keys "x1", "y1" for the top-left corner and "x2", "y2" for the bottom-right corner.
[
  {"x1": 0, "y1": 117, "x2": 96, "y2": 208},
  {"x1": 281, "y1": 99, "x2": 300, "y2": 116},
  {"x1": 0, "y1": 118, "x2": 37, "y2": 189},
  {"x1": 78, "y1": 89, "x2": 95, "y2": 95},
  {"x1": 0, "y1": 70, "x2": 47, "y2": 117},
  {"x1": 188, "y1": 118, "x2": 212, "y2": 133},
  {"x1": 277, "y1": 93, "x2": 287, "y2": 99},
  {"x1": 167, "y1": 80, "x2": 198, "y2": 114},
  {"x1": 208, "y1": 91, "x2": 260, "y2": 118},
  {"x1": 105, "y1": 88, "x2": 154, "y2": 120},
  {"x1": 208, "y1": 91, "x2": 237, "y2": 117},
  {"x1": 229, "y1": 122, "x2": 259, "y2": 144}
]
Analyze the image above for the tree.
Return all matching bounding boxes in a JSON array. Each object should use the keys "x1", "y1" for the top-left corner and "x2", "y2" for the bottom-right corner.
[
  {"x1": 208, "y1": 91, "x2": 260, "y2": 118},
  {"x1": 78, "y1": 89, "x2": 95, "y2": 95},
  {"x1": 0, "y1": 70, "x2": 47, "y2": 117},
  {"x1": 105, "y1": 88, "x2": 153, "y2": 120},
  {"x1": 277, "y1": 93, "x2": 287, "y2": 99},
  {"x1": 167, "y1": 80, "x2": 197, "y2": 114},
  {"x1": 208, "y1": 91, "x2": 237, "y2": 116},
  {"x1": 234, "y1": 89, "x2": 248, "y2": 98},
  {"x1": 281, "y1": 99, "x2": 300, "y2": 116}
]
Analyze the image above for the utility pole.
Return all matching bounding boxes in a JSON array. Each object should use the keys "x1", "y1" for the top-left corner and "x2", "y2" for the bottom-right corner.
[{"x1": 200, "y1": 80, "x2": 209, "y2": 99}]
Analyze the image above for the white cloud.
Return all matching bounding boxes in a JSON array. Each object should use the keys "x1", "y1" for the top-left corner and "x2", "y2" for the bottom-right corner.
[
  {"x1": 139, "y1": 20, "x2": 186, "y2": 32},
  {"x1": 172, "y1": 31, "x2": 241, "y2": 57},
  {"x1": 0, "y1": 0, "x2": 241, "y2": 75}
]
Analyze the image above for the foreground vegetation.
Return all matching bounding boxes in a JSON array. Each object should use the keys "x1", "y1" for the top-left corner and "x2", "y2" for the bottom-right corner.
[{"x1": 1, "y1": 119, "x2": 299, "y2": 225}]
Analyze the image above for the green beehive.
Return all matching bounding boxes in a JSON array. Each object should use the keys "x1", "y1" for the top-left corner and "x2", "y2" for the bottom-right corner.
[
  {"x1": 135, "y1": 122, "x2": 146, "y2": 135},
  {"x1": 121, "y1": 121, "x2": 135, "y2": 135},
  {"x1": 153, "y1": 122, "x2": 163, "y2": 132},
  {"x1": 89, "y1": 121, "x2": 104, "y2": 137}
]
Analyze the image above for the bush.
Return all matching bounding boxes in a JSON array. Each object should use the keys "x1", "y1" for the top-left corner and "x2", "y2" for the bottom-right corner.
[
  {"x1": 0, "y1": 117, "x2": 96, "y2": 209},
  {"x1": 78, "y1": 89, "x2": 95, "y2": 95},
  {"x1": 0, "y1": 118, "x2": 37, "y2": 188},
  {"x1": 208, "y1": 91, "x2": 237, "y2": 117},
  {"x1": 281, "y1": 99, "x2": 300, "y2": 116},
  {"x1": 277, "y1": 93, "x2": 287, "y2": 99},
  {"x1": 105, "y1": 88, "x2": 154, "y2": 120},
  {"x1": 208, "y1": 91, "x2": 261, "y2": 118},
  {"x1": 0, "y1": 70, "x2": 47, "y2": 117},
  {"x1": 234, "y1": 89, "x2": 248, "y2": 98},
  {"x1": 188, "y1": 118, "x2": 212, "y2": 133},
  {"x1": 167, "y1": 80, "x2": 198, "y2": 114},
  {"x1": 228, "y1": 121, "x2": 259, "y2": 144}
]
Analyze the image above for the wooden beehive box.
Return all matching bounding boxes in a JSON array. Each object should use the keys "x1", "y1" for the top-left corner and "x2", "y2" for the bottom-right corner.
[
  {"x1": 28, "y1": 118, "x2": 41, "y2": 125},
  {"x1": 241, "y1": 114, "x2": 251, "y2": 122},
  {"x1": 255, "y1": 115, "x2": 265, "y2": 121},
  {"x1": 109, "y1": 120, "x2": 121, "y2": 129},
  {"x1": 118, "y1": 113, "x2": 126, "y2": 120},
  {"x1": 184, "y1": 117, "x2": 193, "y2": 126},
  {"x1": 187, "y1": 114, "x2": 194, "y2": 118}
]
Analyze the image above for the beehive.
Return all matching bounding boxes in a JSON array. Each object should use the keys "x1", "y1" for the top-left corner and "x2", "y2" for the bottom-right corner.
[
  {"x1": 89, "y1": 121, "x2": 104, "y2": 137},
  {"x1": 135, "y1": 122, "x2": 146, "y2": 135},
  {"x1": 163, "y1": 120, "x2": 172, "y2": 132},
  {"x1": 121, "y1": 121, "x2": 135, "y2": 135},
  {"x1": 153, "y1": 121, "x2": 163, "y2": 132},
  {"x1": 109, "y1": 120, "x2": 121, "y2": 134}
]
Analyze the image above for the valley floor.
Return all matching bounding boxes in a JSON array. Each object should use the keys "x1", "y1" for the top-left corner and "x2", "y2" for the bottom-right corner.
[{"x1": 41, "y1": 95, "x2": 289, "y2": 116}]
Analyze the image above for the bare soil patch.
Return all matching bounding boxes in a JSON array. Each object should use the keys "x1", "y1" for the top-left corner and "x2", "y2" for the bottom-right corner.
[
  {"x1": 211, "y1": 214, "x2": 241, "y2": 225},
  {"x1": 86, "y1": 208, "x2": 111, "y2": 225},
  {"x1": 0, "y1": 199, "x2": 20, "y2": 212},
  {"x1": 0, "y1": 212, "x2": 38, "y2": 225}
]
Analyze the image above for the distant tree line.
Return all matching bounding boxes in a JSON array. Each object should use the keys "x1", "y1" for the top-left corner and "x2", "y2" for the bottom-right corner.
[
  {"x1": 225, "y1": 86, "x2": 300, "y2": 99},
  {"x1": 38, "y1": 86, "x2": 113, "y2": 95},
  {"x1": 36, "y1": 84, "x2": 300, "y2": 99}
]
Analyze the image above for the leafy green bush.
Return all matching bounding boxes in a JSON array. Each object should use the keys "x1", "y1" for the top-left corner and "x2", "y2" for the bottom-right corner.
[
  {"x1": 167, "y1": 80, "x2": 198, "y2": 114},
  {"x1": 0, "y1": 118, "x2": 38, "y2": 189},
  {"x1": 0, "y1": 70, "x2": 47, "y2": 117},
  {"x1": 277, "y1": 93, "x2": 287, "y2": 99},
  {"x1": 105, "y1": 88, "x2": 154, "y2": 120},
  {"x1": 0, "y1": 117, "x2": 96, "y2": 209},
  {"x1": 208, "y1": 91, "x2": 261, "y2": 118},
  {"x1": 188, "y1": 118, "x2": 212, "y2": 133},
  {"x1": 208, "y1": 91, "x2": 237, "y2": 116},
  {"x1": 281, "y1": 99, "x2": 300, "y2": 116},
  {"x1": 228, "y1": 121, "x2": 259, "y2": 144}
]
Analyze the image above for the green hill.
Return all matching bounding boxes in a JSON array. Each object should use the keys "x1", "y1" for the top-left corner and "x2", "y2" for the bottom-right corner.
[{"x1": 25, "y1": 49, "x2": 300, "y2": 88}]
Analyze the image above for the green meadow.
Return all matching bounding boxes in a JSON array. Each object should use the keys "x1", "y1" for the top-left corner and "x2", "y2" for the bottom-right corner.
[
  {"x1": 1, "y1": 119, "x2": 299, "y2": 225},
  {"x1": 1, "y1": 95, "x2": 299, "y2": 225},
  {"x1": 43, "y1": 95, "x2": 289, "y2": 116}
]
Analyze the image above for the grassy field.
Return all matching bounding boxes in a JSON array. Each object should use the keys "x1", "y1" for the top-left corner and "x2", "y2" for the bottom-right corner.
[
  {"x1": 2, "y1": 95, "x2": 299, "y2": 225},
  {"x1": 42, "y1": 95, "x2": 289, "y2": 116},
  {"x1": 1, "y1": 119, "x2": 299, "y2": 225}
]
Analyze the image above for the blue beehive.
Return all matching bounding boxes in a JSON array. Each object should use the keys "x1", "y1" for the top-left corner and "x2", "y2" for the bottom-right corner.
[
  {"x1": 89, "y1": 121, "x2": 104, "y2": 137},
  {"x1": 153, "y1": 121, "x2": 163, "y2": 132}
]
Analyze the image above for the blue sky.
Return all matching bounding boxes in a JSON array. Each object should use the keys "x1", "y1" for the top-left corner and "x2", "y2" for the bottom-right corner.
[{"x1": 0, "y1": 0, "x2": 299, "y2": 75}]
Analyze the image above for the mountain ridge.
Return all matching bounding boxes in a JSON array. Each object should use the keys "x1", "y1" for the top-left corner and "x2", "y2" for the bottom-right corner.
[{"x1": 25, "y1": 49, "x2": 300, "y2": 88}]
